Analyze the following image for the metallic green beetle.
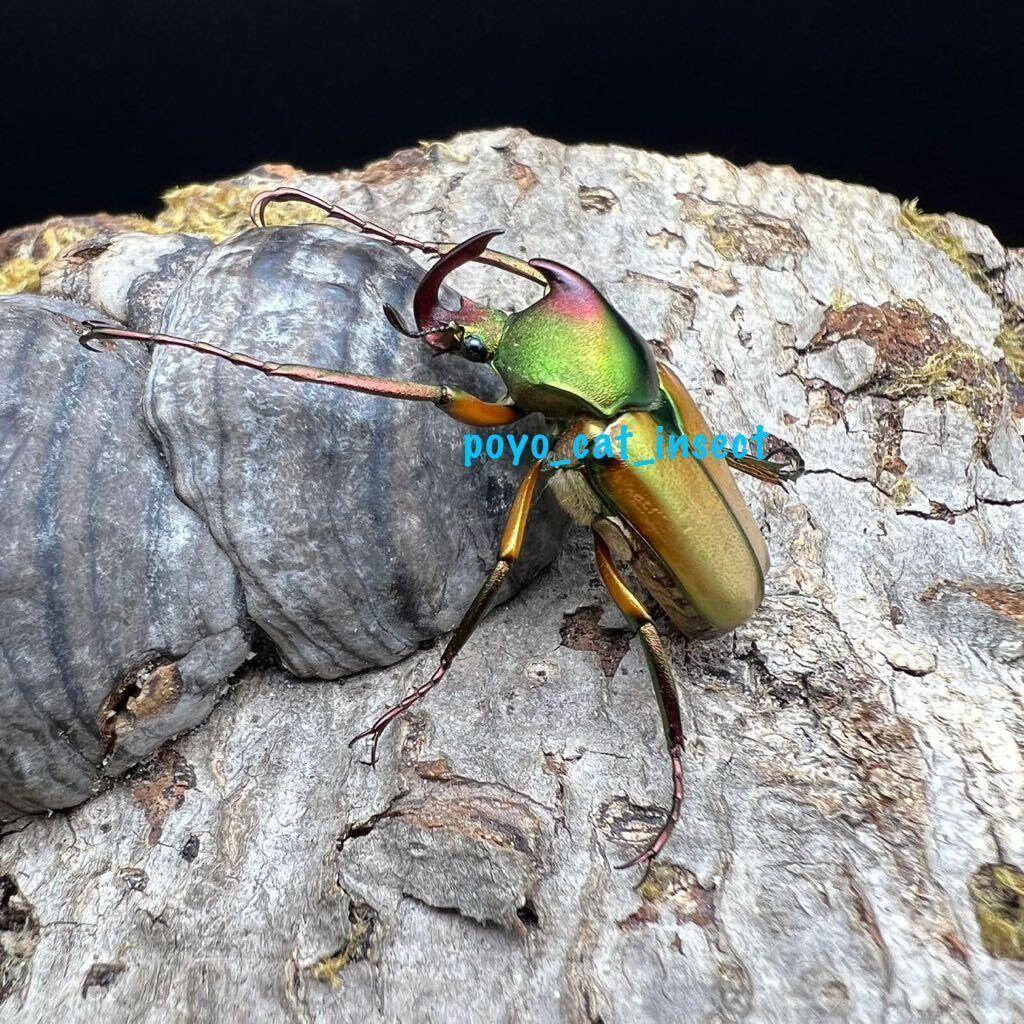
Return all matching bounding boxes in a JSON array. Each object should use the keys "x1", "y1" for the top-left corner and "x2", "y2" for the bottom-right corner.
[{"x1": 80, "y1": 188, "x2": 799, "y2": 870}]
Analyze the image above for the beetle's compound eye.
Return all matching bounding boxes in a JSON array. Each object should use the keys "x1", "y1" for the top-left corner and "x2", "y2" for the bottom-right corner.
[{"x1": 461, "y1": 333, "x2": 489, "y2": 363}]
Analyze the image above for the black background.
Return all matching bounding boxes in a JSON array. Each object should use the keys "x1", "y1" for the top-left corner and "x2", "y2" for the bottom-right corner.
[{"x1": 4, "y1": 1, "x2": 1022, "y2": 240}]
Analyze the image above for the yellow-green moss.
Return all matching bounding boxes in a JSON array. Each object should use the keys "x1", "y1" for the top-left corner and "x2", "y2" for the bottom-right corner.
[
  {"x1": 897, "y1": 199, "x2": 989, "y2": 288},
  {"x1": 0, "y1": 257, "x2": 44, "y2": 295},
  {"x1": 307, "y1": 904, "x2": 376, "y2": 988},
  {"x1": 970, "y1": 863, "x2": 1024, "y2": 960},
  {"x1": 890, "y1": 477, "x2": 914, "y2": 508},
  {"x1": 707, "y1": 226, "x2": 739, "y2": 261},
  {"x1": 996, "y1": 319, "x2": 1024, "y2": 381},
  {"x1": 152, "y1": 182, "x2": 328, "y2": 241},
  {"x1": 897, "y1": 199, "x2": 1024, "y2": 391},
  {"x1": 638, "y1": 862, "x2": 678, "y2": 904},
  {"x1": 417, "y1": 139, "x2": 471, "y2": 163},
  {"x1": 892, "y1": 349, "x2": 1002, "y2": 443},
  {"x1": 829, "y1": 285, "x2": 855, "y2": 312},
  {"x1": 884, "y1": 344, "x2": 996, "y2": 402},
  {"x1": 0, "y1": 182, "x2": 329, "y2": 297}
]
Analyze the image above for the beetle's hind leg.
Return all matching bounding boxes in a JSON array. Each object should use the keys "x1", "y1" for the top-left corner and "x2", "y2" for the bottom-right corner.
[
  {"x1": 348, "y1": 461, "x2": 543, "y2": 766},
  {"x1": 725, "y1": 439, "x2": 804, "y2": 487},
  {"x1": 592, "y1": 530, "x2": 685, "y2": 872}
]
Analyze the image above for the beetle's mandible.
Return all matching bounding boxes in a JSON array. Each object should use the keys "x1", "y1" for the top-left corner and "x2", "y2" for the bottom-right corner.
[{"x1": 79, "y1": 187, "x2": 802, "y2": 872}]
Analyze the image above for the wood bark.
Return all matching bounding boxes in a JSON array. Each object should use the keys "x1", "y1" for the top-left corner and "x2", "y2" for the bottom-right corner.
[{"x1": 1, "y1": 129, "x2": 1023, "y2": 1023}]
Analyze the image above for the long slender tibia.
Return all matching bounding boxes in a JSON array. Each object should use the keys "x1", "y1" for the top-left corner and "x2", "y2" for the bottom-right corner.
[
  {"x1": 250, "y1": 187, "x2": 437, "y2": 254},
  {"x1": 77, "y1": 321, "x2": 522, "y2": 427},
  {"x1": 249, "y1": 187, "x2": 548, "y2": 287},
  {"x1": 348, "y1": 461, "x2": 543, "y2": 765},
  {"x1": 593, "y1": 530, "x2": 686, "y2": 871}
]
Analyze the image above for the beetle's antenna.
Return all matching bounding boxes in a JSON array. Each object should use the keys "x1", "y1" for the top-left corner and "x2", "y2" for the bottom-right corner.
[
  {"x1": 249, "y1": 187, "x2": 548, "y2": 287},
  {"x1": 79, "y1": 319, "x2": 141, "y2": 352},
  {"x1": 380, "y1": 306, "x2": 459, "y2": 358}
]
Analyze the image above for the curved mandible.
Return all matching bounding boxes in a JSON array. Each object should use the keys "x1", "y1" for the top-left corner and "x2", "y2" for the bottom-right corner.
[{"x1": 412, "y1": 229, "x2": 504, "y2": 333}]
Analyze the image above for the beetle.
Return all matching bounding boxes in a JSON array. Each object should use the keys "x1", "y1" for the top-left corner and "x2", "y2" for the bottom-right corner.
[{"x1": 79, "y1": 187, "x2": 801, "y2": 871}]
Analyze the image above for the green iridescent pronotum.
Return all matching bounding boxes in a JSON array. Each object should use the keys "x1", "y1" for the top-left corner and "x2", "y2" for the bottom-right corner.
[{"x1": 79, "y1": 188, "x2": 802, "y2": 871}]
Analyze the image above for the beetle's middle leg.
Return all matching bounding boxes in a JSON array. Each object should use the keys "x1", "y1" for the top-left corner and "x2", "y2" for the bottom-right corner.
[
  {"x1": 592, "y1": 530, "x2": 685, "y2": 871},
  {"x1": 348, "y1": 461, "x2": 543, "y2": 766}
]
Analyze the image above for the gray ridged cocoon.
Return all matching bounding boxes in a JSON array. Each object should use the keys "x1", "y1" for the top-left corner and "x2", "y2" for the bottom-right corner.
[
  {"x1": 0, "y1": 294, "x2": 250, "y2": 817},
  {"x1": 147, "y1": 225, "x2": 563, "y2": 678}
]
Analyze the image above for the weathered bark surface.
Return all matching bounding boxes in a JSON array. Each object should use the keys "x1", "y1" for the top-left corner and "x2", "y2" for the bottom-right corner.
[
  {"x1": 1, "y1": 129, "x2": 1023, "y2": 1023},
  {"x1": 38, "y1": 231, "x2": 214, "y2": 332}
]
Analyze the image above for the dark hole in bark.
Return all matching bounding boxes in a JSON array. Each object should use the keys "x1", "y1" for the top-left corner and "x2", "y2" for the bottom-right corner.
[
  {"x1": 81, "y1": 962, "x2": 126, "y2": 998},
  {"x1": 516, "y1": 897, "x2": 540, "y2": 929}
]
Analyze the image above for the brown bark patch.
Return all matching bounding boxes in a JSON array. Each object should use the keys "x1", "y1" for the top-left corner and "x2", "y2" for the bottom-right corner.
[
  {"x1": 579, "y1": 186, "x2": 619, "y2": 213},
  {"x1": 636, "y1": 863, "x2": 717, "y2": 927},
  {"x1": 968, "y1": 586, "x2": 1024, "y2": 624},
  {"x1": 940, "y1": 929, "x2": 970, "y2": 965},
  {"x1": 81, "y1": 962, "x2": 126, "y2": 998},
  {"x1": 511, "y1": 161, "x2": 539, "y2": 193},
  {"x1": 98, "y1": 658, "x2": 183, "y2": 758},
  {"x1": 810, "y1": 300, "x2": 1003, "y2": 437},
  {"x1": 560, "y1": 605, "x2": 632, "y2": 678},
  {"x1": 415, "y1": 756, "x2": 454, "y2": 781},
  {"x1": 920, "y1": 581, "x2": 1024, "y2": 625},
  {"x1": 618, "y1": 903, "x2": 661, "y2": 930},
  {"x1": 690, "y1": 262, "x2": 741, "y2": 296},
  {"x1": 996, "y1": 360, "x2": 1024, "y2": 420},
  {"x1": 675, "y1": 194, "x2": 808, "y2": 265},
  {"x1": 396, "y1": 794, "x2": 542, "y2": 858},
  {"x1": 598, "y1": 796, "x2": 668, "y2": 853},
  {"x1": 131, "y1": 749, "x2": 196, "y2": 845}
]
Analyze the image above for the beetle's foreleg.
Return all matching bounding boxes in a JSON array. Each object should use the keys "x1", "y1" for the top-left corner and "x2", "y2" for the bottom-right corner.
[
  {"x1": 249, "y1": 187, "x2": 547, "y2": 287},
  {"x1": 348, "y1": 461, "x2": 543, "y2": 766},
  {"x1": 592, "y1": 530, "x2": 685, "y2": 872},
  {"x1": 78, "y1": 322, "x2": 524, "y2": 427},
  {"x1": 250, "y1": 187, "x2": 435, "y2": 252}
]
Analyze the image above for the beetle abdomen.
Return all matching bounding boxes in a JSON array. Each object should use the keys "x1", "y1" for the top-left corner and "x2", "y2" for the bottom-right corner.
[
  {"x1": 581, "y1": 363, "x2": 769, "y2": 636},
  {"x1": 545, "y1": 464, "x2": 715, "y2": 636}
]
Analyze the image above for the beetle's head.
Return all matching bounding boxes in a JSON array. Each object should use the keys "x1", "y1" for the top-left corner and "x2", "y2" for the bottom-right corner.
[
  {"x1": 382, "y1": 229, "x2": 660, "y2": 421},
  {"x1": 383, "y1": 229, "x2": 508, "y2": 363}
]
